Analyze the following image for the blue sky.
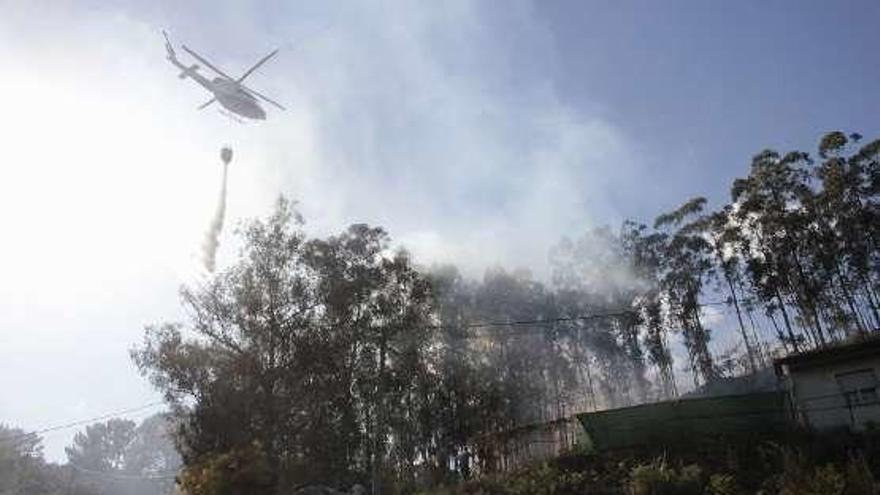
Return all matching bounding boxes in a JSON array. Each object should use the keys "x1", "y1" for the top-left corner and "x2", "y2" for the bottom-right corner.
[
  {"x1": 537, "y1": 0, "x2": 880, "y2": 209},
  {"x1": 0, "y1": 0, "x2": 877, "y2": 461}
]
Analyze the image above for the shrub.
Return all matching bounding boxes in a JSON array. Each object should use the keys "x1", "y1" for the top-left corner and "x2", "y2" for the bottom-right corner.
[
  {"x1": 627, "y1": 457, "x2": 702, "y2": 495},
  {"x1": 466, "y1": 463, "x2": 588, "y2": 495},
  {"x1": 843, "y1": 453, "x2": 877, "y2": 495},
  {"x1": 774, "y1": 447, "x2": 846, "y2": 495},
  {"x1": 705, "y1": 473, "x2": 740, "y2": 495},
  {"x1": 177, "y1": 442, "x2": 273, "y2": 495}
]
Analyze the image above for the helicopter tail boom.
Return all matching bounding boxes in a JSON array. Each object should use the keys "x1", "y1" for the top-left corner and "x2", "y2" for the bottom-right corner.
[{"x1": 162, "y1": 30, "x2": 178, "y2": 61}]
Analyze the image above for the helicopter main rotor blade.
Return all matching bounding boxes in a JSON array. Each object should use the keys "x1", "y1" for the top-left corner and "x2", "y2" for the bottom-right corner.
[
  {"x1": 198, "y1": 97, "x2": 217, "y2": 110},
  {"x1": 237, "y1": 48, "x2": 279, "y2": 83},
  {"x1": 241, "y1": 85, "x2": 286, "y2": 111},
  {"x1": 181, "y1": 45, "x2": 235, "y2": 80},
  {"x1": 162, "y1": 30, "x2": 175, "y2": 57}
]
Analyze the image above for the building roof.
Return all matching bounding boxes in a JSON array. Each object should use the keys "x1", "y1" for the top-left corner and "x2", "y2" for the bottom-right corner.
[
  {"x1": 577, "y1": 391, "x2": 787, "y2": 451},
  {"x1": 774, "y1": 334, "x2": 880, "y2": 374}
]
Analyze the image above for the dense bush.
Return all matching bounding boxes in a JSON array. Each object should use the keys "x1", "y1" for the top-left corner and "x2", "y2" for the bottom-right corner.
[
  {"x1": 765, "y1": 448, "x2": 877, "y2": 495},
  {"x1": 176, "y1": 443, "x2": 272, "y2": 495},
  {"x1": 417, "y1": 432, "x2": 880, "y2": 495},
  {"x1": 704, "y1": 473, "x2": 739, "y2": 495},
  {"x1": 627, "y1": 458, "x2": 702, "y2": 495}
]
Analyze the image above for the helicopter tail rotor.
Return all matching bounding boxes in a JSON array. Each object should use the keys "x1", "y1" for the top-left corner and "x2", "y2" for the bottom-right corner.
[{"x1": 178, "y1": 64, "x2": 200, "y2": 79}]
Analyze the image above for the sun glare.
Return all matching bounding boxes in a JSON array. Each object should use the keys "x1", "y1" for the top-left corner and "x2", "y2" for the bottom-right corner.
[{"x1": 0, "y1": 64, "x2": 215, "y2": 304}]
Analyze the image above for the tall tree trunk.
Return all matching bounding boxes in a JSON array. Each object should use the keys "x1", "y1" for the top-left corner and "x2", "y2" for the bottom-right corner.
[
  {"x1": 724, "y1": 273, "x2": 757, "y2": 373},
  {"x1": 774, "y1": 291, "x2": 800, "y2": 352},
  {"x1": 372, "y1": 332, "x2": 389, "y2": 495},
  {"x1": 809, "y1": 303, "x2": 827, "y2": 346},
  {"x1": 743, "y1": 300, "x2": 767, "y2": 367},
  {"x1": 768, "y1": 311, "x2": 788, "y2": 351},
  {"x1": 581, "y1": 355, "x2": 597, "y2": 410},
  {"x1": 620, "y1": 317, "x2": 648, "y2": 403},
  {"x1": 261, "y1": 374, "x2": 281, "y2": 494},
  {"x1": 790, "y1": 302, "x2": 820, "y2": 348},
  {"x1": 835, "y1": 267, "x2": 866, "y2": 333},
  {"x1": 689, "y1": 311, "x2": 716, "y2": 384},
  {"x1": 858, "y1": 274, "x2": 880, "y2": 329},
  {"x1": 792, "y1": 253, "x2": 827, "y2": 345}
]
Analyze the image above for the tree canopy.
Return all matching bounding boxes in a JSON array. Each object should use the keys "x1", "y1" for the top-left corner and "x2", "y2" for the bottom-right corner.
[{"x1": 128, "y1": 131, "x2": 880, "y2": 493}]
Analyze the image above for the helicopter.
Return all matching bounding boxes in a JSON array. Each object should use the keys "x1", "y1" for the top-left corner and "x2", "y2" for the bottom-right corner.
[{"x1": 163, "y1": 31, "x2": 285, "y2": 120}]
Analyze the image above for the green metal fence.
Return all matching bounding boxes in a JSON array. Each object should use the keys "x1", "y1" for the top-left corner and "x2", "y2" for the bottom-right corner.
[{"x1": 576, "y1": 391, "x2": 788, "y2": 452}]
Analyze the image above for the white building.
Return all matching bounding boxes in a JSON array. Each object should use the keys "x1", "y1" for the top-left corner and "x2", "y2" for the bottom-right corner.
[{"x1": 775, "y1": 337, "x2": 880, "y2": 431}]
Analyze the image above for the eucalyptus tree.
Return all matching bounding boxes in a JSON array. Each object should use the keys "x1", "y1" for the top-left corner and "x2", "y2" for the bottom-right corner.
[
  {"x1": 620, "y1": 221, "x2": 676, "y2": 398},
  {"x1": 133, "y1": 199, "x2": 317, "y2": 493},
  {"x1": 550, "y1": 225, "x2": 653, "y2": 406},
  {"x1": 422, "y1": 265, "x2": 579, "y2": 475},
  {"x1": 654, "y1": 197, "x2": 718, "y2": 386},
  {"x1": 688, "y1": 206, "x2": 761, "y2": 373},
  {"x1": 471, "y1": 268, "x2": 566, "y2": 425},
  {"x1": 132, "y1": 198, "x2": 436, "y2": 494},
  {"x1": 302, "y1": 222, "x2": 435, "y2": 491},
  {"x1": 421, "y1": 266, "x2": 485, "y2": 482},
  {"x1": 729, "y1": 134, "x2": 880, "y2": 349},
  {"x1": 811, "y1": 132, "x2": 880, "y2": 331},
  {"x1": 730, "y1": 150, "x2": 818, "y2": 349}
]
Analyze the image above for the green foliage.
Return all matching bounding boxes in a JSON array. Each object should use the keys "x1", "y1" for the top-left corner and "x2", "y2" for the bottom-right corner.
[
  {"x1": 432, "y1": 462, "x2": 592, "y2": 495},
  {"x1": 760, "y1": 446, "x2": 880, "y2": 495},
  {"x1": 477, "y1": 463, "x2": 585, "y2": 495},
  {"x1": 627, "y1": 458, "x2": 702, "y2": 495},
  {"x1": 123, "y1": 413, "x2": 182, "y2": 479},
  {"x1": 126, "y1": 129, "x2": 880, "y2": 494},
  {"x1": 705, "y1": 473, "x2": 740, "y2": 495},
  {"x1": 62, "y1": 414, "x2": 181, "y2": 495},
  {"x1": 66, "y1": 418, "x2": 136, "y2": 472},
  {"x1": 416, "y1": 430, "x2": 880, "y2": 495},
  {"x1": 133, "y1": 198, "x2": 436, "y2": 492},
  {"x1": 843, "y1": 453, "x2": 877, "y2": 495},
  {"x1": 177, "y1": 443, "x2": 272, "y2": 495},
  {"x1": 777, "y1": 463, "x2": 845, "y2": 495},
  {"x1": 0, "y1": 425, "x2": 65, "y2": 495}
]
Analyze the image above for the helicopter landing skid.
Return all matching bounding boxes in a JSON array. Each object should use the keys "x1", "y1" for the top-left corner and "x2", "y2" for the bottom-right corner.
[{"x1": 218, "y1": 108, "x2": 247, "y2": 124}]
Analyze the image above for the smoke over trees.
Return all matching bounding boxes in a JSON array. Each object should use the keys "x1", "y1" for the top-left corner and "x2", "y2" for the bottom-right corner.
[
  {"x1": 0, "y1": 426, "x2": 65, "y2": 495},
  {"x1": 63, "y1": 414, "x2": 180, "y2": 495},
  {"x1": 134, "y1": 198, "x2": 436, "y2": 493},
  {"x1": 0, "y1": 414, "x2": 180, "y2": 495},
  {"x1": 127, "y1": 131, "x2": 879, "y2": 493}
]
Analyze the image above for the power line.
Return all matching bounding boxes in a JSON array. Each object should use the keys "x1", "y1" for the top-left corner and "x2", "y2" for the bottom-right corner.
[
  {"x1": 0, "y1": 401, "x2": 165, "y2": 445},
  {"x1": 68, "y1": 462, "x2": 177, "y2": 481},
  {"x1": 0, "y1": 309, "x2": 651, "y2": 447},
  {"x1": 0, "y1": 300, "x2": 743, "y2": 446},
  {"x1": 432, "y1": 300, "x2": 737, "y2": 338},
  {"x1": 434, "y1": 309, "x2": 637, "y2": 333}
]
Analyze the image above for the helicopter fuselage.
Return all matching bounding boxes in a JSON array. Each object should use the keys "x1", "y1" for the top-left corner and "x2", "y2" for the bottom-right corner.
[
  {"x1": 182, "y1": 71, "x2": 266, "y2": 120},
  {"x1": 208, "y1": 78, "x2": 266, "y2": 120},
  {"x1": 164, "y1": 37, "x2": 270, "y2": 120}
]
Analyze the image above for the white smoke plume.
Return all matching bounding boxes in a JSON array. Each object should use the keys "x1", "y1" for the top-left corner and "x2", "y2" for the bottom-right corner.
[{"x1": 202, "y1": 147, "x2": 232, "y2": 272}]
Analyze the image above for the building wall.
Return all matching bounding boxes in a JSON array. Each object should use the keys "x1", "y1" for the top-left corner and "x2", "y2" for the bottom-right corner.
[{"x1": 788, "y1": 354, "x2": 880, "y2": 431}]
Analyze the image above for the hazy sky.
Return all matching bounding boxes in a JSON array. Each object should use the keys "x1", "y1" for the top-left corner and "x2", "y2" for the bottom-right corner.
[{"x1": 1, "y1": 0, "x2": 878, "y2": 461}]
